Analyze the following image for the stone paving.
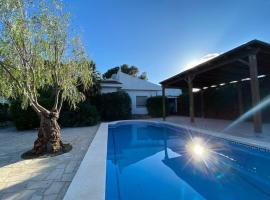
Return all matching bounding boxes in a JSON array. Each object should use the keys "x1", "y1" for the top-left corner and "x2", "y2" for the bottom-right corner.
[{"x1": 0, "y1": 125, "x2": 99, "y2": 200}]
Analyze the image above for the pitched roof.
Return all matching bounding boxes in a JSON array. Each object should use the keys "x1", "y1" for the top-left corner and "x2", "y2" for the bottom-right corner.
[{"x1": 115, "y1": 71, "x2": 162, "y2": 91}]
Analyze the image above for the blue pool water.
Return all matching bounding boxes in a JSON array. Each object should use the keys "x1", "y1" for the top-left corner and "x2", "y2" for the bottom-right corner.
[{"x1": 105, "y1": 122, "x2": 270, "y2": 200}]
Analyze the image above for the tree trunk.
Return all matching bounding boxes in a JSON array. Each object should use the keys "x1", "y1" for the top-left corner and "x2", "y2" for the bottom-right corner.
[{"x1": 32, "y1": 110, "x2": 63, "y2": 155}]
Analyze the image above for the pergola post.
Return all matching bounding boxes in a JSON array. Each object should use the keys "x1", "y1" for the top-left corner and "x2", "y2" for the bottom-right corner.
[
  {"x1": 236, "y1": 83, "x2": 244, "y2": 115},
  {"x1": 188, "y1": 76, "x2": 195, "y2": 123},
  {"x1": 249, "y1": 54, "x2": 262, "y2": 133},
  {"x1": 162, "y1": 86, "x2": 166, "y2": 121},
  {"x1": 201, "y1": 89, "x2": 205, "y2": 118}
]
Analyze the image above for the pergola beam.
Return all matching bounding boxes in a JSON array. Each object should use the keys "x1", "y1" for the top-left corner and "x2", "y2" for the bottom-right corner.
[
  {"x1": 192, "y1": 52, "x2": 256, "y2": 76},
  {"x1": 237, "y1": 58, "x2": 250, "y2": 66},
  {"x1": 163, "y1": 62, "x2": 250, "y2": 87}
]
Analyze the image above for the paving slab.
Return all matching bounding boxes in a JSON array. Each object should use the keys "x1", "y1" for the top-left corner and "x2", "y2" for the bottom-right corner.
[{"x1": 0, "y1": 125, "x2": 98, "y2": 200}]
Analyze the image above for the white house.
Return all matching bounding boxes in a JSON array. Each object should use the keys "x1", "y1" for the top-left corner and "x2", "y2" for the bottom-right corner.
[{"x1": 100, "y1": 70, "x2": 181, "y2": 115}]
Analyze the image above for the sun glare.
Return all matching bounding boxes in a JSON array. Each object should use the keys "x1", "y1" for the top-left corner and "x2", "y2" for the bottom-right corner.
[
  {"x1": 192, "y1": 144, "x2": 204, "y2": 156},
  {"x1": 186, "y1": 137, "x2": 209, "y2": 162},
  {"x1": 185, "y1": 53, "x2": 220, "y2": 70}
]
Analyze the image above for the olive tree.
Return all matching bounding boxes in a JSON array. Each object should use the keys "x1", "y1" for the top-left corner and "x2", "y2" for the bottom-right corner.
[{"x1": 0, "y1": 0, "x2": 93, "y2": 154}]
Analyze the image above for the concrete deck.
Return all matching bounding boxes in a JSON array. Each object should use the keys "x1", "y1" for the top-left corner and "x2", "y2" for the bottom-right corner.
[
  {"x1": 154, "y1": 116, "x2": 270, "y2": 147},
  {"x1": 0, "y1": 125, "x2": 99, "y2": 200}
]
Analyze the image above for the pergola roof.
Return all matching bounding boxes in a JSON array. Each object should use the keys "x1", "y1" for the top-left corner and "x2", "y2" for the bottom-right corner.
[{"x1": 160, "y1": 40, "x2": 270, "y2": 88}]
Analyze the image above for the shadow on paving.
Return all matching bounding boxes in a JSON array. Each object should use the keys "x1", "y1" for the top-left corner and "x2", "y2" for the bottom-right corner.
[
  {"x1": 0, "y1": 150, "x2": 83, "y2": 200},
  {"x1": 0, "y1": 128, "x2": 38, "y2": 169},
  {"x1": 0, "y1": 160, "x2": 73, "y2": 200},
  {"x1": 0, "y1": 125, "x2": 99, "y2": 200}
]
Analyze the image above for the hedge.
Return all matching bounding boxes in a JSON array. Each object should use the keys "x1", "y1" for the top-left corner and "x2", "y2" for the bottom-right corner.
[
  {"x1": 9, "y1": 93, "x2": 54, "y2": 130},
  {"x1": 9, "y1": 99, "x2": 41, "y2": 130},
  {"x1": 9, "y1": 97, "x2": 100, "y2": 130},
  {"x1": 146, "y1": 96, "x2": 168, "y2": 117},
  {"x1": 60, "y1": 101, "x2": 100, "y2": 127},
  {"x1": 98, "y1": 91, "x2": 131, "y2": 121},
  {"x1": 0, "y1": 104, "x2": 10, "y2": 123},
  {"x1": 9, "y1": 90, "x2": 133, "y2": 129}
]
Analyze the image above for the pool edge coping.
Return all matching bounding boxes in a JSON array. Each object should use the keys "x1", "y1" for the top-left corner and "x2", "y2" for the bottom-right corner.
[
  {"x1": 64, "y1": 119, "x2": 270, "y2": 200},
  {"x1": 158, "y1": 120, "x2": 270, "y2": 151},
  {"x1": 63, "y1": 123, "x2": 109, "y2": 200}
]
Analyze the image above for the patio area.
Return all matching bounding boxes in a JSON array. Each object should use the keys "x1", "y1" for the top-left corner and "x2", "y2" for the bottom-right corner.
[{"x1": 0, "y1": 125, "x2": 98, "y2": 200}]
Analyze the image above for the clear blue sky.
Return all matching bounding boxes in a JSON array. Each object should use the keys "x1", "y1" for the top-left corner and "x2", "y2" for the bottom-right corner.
[{"x1": 65, "y1": 0, "x2": 270, "y2": 84}]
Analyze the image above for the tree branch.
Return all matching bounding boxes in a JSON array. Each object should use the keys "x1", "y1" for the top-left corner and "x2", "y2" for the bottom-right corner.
[
  {"x1": 34, "y1": 101, "x2": 50, "y2": 116},
  {"x1": 52, "y1": 88, "x2": 61, "y2": 110},
  {"x1": 0, "y1": 62, "x2": 23, "y2": 90},
  {"x1": 57, "y1": 95, "x2": 64, "y2": 113},
  {"x1": 30, "y1": 102, "x2": 41, "y2": 116}
]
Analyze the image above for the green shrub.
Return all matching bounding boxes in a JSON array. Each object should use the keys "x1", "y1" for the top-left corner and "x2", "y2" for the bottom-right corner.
[
  {"x1": 9, "y1": 94, "x2": 54, "y2": 130},
  {"x1": 98, "y1": 91, "x2": 131, "y2": 121},
  {"x1": 9, "y1": 91, "x2": 100, "y2": 130},
  {"x1": 9, "y1": 99, "x2": 40, "y2": 130},
  {"x1": 0, "y1": 104, "x2": 10, "y2": 123},
  {"x1": 146, "y1": 96, "x2": 168, "y2": 117},
  {"x1": 60, "y1": 102, "x2": 100, "y2": 127}
]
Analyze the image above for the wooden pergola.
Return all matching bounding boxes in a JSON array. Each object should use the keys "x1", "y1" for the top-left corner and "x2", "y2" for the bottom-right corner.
[{"x1": 160, "y1": 40, "x2": 270, "y2": 133}]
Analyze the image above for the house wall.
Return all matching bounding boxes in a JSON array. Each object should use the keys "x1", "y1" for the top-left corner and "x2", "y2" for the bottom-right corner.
[
  {"x1": 100, "y1": 70, "x2": 181, "y2": 115},
  {"x1": 125, "y1": 90, "x2": 159, "y2": 115},
  {"x1": 100, "y1": 87, "x2": 181, "y2": 115}
]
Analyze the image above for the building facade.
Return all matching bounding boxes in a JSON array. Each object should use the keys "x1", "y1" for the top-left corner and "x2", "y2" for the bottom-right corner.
[{"x1": 100, "y1": 70, "x2": 181, "y2": 115}]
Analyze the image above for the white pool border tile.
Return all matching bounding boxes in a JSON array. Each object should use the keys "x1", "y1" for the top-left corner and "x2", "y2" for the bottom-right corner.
[
  {"x1": 64, "y1": 120, "x2": 270, "y2": 200},
  {"x1": 64, "y1": 123, "x2": 109, "y2": 200}
]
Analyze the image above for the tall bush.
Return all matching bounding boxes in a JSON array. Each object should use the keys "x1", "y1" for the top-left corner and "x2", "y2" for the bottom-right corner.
[
  {"x1": 146, "y1": 96, "x2": 168, "y2": 117},
  {"x1": 10, "y1": 93, "x2": 54, "y2": 130},
  {"x1": 10, "y1": 96, "x2": 100, "y2": 130},
  {"x1": 98, "y1": 91, "x2": 131, "y2": 121},
  {"x1": 60, "y1": 101, "x2": 100, "y2": 127},
  {"x1": 0, "y1": 104, "x2": 10, "y2": 123},
  {"x1": 10, "y1": 99, "x2": 40, "y2": 130}
]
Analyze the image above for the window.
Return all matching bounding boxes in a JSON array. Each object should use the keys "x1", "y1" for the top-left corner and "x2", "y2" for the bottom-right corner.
[{"x1": 136, "y1": 96, "x2": 147, "y2": 107}]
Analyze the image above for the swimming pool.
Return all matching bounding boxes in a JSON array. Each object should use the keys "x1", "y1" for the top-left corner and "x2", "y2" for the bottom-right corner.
[{"x1": 105, "y1": 121, "x2": 270, "y2": 200}]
